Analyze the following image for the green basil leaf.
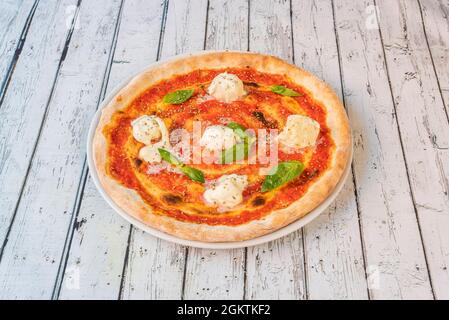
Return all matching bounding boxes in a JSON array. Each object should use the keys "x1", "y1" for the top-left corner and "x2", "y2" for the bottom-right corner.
[
  {"x1": 270, "y1": 85, "x2": 301, "y2": 97},
  {"x1": 227, "y1": 122, "x2": 247, "y2": 140},
  {"x1": 261, "y1": 160, "x2": 304, "y2": 192},
  {"x1": 163, "y1": 89, "x2": 194, "y2": 104},
  {"x1": 227, "y1": 122, "x2": 246, "y2": 132},
  {"x1": 158, "y1": 148, "x2": 182, "y2": 166},
  {"x1": 158, "y1": 148, "x2": 205, "y2": 183},
  {"x1": 220, "y1": 136, "x2": 255, "y2": 164},
  {"x1": 221, "y1": 143, "x2": 246, "y2": 164},
  {"x1": 220, "y1": 122, "x2": 256, "y2": 164},
  {"x1": 180, "y1": 166, "x2": 205, "y2": 183}
]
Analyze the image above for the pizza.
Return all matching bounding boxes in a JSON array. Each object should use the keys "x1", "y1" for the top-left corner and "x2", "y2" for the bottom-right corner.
[{"x1": 93, "y1": 52, "x2": 351, "y2": 242}]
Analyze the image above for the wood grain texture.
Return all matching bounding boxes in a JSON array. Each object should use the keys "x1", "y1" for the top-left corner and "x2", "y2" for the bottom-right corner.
[
  {"x1": 292, "y1": 0, "x2": 368, "y2": 300},
  {"x1": 0, "y1": 0, "x2": 122, "y2": 299},
  {"x1": 334, "y1": 0, "x2": 433, "y2": 299},
  {"x1": 0, "y1": 0, "x2": 77, "y2": 250},
  {"x1": 376, "y1": 0, "x2": 449, "y2": 299},
  {"x1": 245, "y1": 0, "x2": 306, "y2": 300},
  {"x1": 419, "y1": 0, "x2": 449, "y2": 117},
  {"x1": 0, "y1": 0, "x2": 448, "y2": 300},
  {"x1": 0, "y1": 0, "x2": 37, "y2": 98},
  {"x1": 120, "y1": 0, "x2": 209, "y2": 300},
  {"x1": 182, "y1": 0, "x2": 248, "y2": 300},
  {"x1": 58, "y1": 0, "x2": 166, "y2": 300}
]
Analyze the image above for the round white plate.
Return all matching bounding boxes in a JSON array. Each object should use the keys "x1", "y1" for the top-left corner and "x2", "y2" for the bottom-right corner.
[{"x1": 87, "y1": 53, "x2": 352, "y2": 249}]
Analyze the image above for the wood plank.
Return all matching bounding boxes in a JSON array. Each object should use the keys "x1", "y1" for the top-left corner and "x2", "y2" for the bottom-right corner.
[
  {"x1": 419, "y1": 0, "x2": 449, "y2": 116},
  {"x1": 182, "y1": 0, "x2": 248, "y2": 300},
  {"x1": 0, "y1": 0, "x2": 37, "y2": 98},
  {"x1": 58, "y1": 0, "x2": 166, "y2": 300},
  {"x1": 120, "y1": 0, "x2": 209, "y2": 300},
  {"x1": 376, "y1": 0, "x2": 449, "y2": 299},
  {"x1": 291, "y1": 0, "x2": 368, "y2": 299},
  {"x1": 0, "y1": 0, "x2": 78, "y2": 256},
  {"x1": 0, "y1": 0, "x2": 122, "y2": 299},
  {"x1": 245, "y1": 0, "x2": 306, "y2": 300},
  {"x1": 333, "y1": 0, "x2": 433, "y2": 299},
  {"x1": 205, "y1": 0, "x2": 249, "y2": 51}
]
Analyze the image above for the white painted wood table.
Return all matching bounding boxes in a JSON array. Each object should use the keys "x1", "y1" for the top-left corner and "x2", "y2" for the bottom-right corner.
[{"x1": 0, "y1": 0, "x2": 448, "y2": 300}]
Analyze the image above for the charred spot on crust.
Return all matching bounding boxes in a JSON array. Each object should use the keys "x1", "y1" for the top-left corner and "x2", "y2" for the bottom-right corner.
[
  {"x1": 252, "y1": 196, "x2": 266, "y2": 207},
  {"x1": 252, "y1": 111, "x2": 278, "y2": 129},
  {"x1": 133, "y1": 158, "x2": 143, "y2": 167},
  {"x1": 162, "y1": 194, "x2": 183, "y2": 205},
  {"x1": 244, "y1": 81, "x2": 260, "y2": 87}
]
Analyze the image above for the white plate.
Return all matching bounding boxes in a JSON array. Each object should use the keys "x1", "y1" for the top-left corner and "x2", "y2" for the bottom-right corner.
[{"x1": 87, "y1": 53, "x2": 353, "y2": 249}]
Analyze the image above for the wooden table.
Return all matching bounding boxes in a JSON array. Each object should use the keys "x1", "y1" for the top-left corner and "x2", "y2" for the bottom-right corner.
[{"x1": 0, "y1": 0, "x2": 448, "y2": 300}]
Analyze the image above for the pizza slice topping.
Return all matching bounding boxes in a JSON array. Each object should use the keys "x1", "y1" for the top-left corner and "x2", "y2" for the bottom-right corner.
[
  {"x1": 270, "y1": 85, "x2": 302, "y2": 97},
  {"x1": 139, "y1": 145, "x2": 162, "y2": 163},
  {"x1": 132, "y1": 115, "x2": 171, "y2": 165},
  {"x1": 163, "y1": 89, "x2": 194, "y2": 104},
  {"x1": 131, "y1": 115, "x2": 162, "y2": 144},
  {"x1": 261, "y1": 160, "x2": 305, "y2": 192},
  {"x1": 278, "y1": 114, "x2": 320, "y2": 151},
  {"x1": 200, "y1": 125, "x2": 239, "y2": 151},
  {"x1": 158, "y1": 148, "x2": 205, "y2": 183},
  {"x1": 203, "y1": 174, "x2": 249, "y2": 210},
  {"x1": 207, "y1": 72, "x2": 246, "y2": 103}
]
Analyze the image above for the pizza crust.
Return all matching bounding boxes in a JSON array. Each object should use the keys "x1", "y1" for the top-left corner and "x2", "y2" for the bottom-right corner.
[{"x1": 93, "y1": 51, "x2": 352, "y2": 242}]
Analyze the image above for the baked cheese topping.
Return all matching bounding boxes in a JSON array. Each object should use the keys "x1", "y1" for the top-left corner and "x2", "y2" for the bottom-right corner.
[
  {"x1": 204, "y1": 174, "x2": 248, "y2": 209},
  {"x1": 132, "y1": 115, "x2": 170, "y2": 163},
  {"x1": 207, "y1": 72, "x2": 246, "y2": 103},
  {"x1": 278, "y1": 114, "x2": 320, "y2": 150},
  {"x1": 200, "y1": 125, "x2": 239, "y2": 151},
  {"x1": 139, "y1": 145, "x2": 162, "y2": 163},
  {"x1": 131, "y1": 115, "x2": 162, "y2": 145}
]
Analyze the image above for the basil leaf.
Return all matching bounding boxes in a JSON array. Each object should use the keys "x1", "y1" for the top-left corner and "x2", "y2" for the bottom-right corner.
[
  {"x1": 227, "y1": 122, "x2": 246, "y2": 132},
  {"x1": 221, "y1": 142, "x2": 250, "y2": 164},
  {"x1": 158, "y1": 148, "x2": 205, "y2": 183},
  {"x1": 261, "y1": 160, "x2": 304, "y2": 192},
  {"x1": 158, "y1": 148, "x2": 182, "y2": 166},
  {"x1": 220, "y1": 122, "x2": 255, "y2": 164},
  {"x1": 180, "y1": 166, "x2": 205, "y2": 183},
  {"x1": 163, "y1": 89, "x2": 194, "y2": 104},
  {"x1": 270, "y1": 85, "x2": 301, "y2": 97},
  {"x1": 227, "y1": 122, "x2": 247, "y2": 140}
]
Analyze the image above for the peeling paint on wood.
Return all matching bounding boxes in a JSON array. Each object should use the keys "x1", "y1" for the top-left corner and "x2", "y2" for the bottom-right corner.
[
  {"x1": 376, "y1": 0, "x2": 449, "y2": 299},
  {"x1": 292, "y1": 0, "x2": 368, "y2": 300},
  {"x1": 58, "y1": 0, "x2": 167, "y2": 301},
  {"x1": 0, "y1": 0, "x2": 122, "y2": 299}
]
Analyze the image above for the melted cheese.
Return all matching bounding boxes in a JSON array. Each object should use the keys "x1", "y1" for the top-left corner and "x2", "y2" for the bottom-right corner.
[
  {"x1": 131, "y1": 115, "x2": 162, "y2": 145},
  {"x1": 278, "y1": 114, "x2": 320, "y2": 150},
  {"x1": 133, "y1": 115, "x2": 170, "y2": 164},
  {"x1": 207, "y1": 72, "x2": 246, "y2": 103},
  {"x1": 204, "y1": 174, "x2": 248, "y2": 209},
  {"x1": 200, "y1": 125, "x2": 238, "y2": 151},
  {"x1": 139, "y1": 145, "x2": 162, "y2": 163}
]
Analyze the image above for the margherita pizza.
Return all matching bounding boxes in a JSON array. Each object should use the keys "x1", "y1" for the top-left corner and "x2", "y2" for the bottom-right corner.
[{"x1": 93, "y1": 52, "x2": 351, "y2": 242}]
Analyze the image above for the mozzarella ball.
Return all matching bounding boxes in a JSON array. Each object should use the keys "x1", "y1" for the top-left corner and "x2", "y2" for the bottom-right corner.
[
  {"x1": 139, "y1": 145, "x2": 162, "y2": 163},
  {"x1": 207, "y1": 72, "x2": 246, "y2": 103},
  {"x1": 131, "y1": 115, "x2": 162, "y2": 145},
  {"x1": 200, "y1": 125, "x2": 238, "y2": 151},
  {"x1": 204, "y1": 174, "x2": 248, "y2": 209},
  {"x1": 278, "y1": 114, "x2": 320, "y2": 150}
]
